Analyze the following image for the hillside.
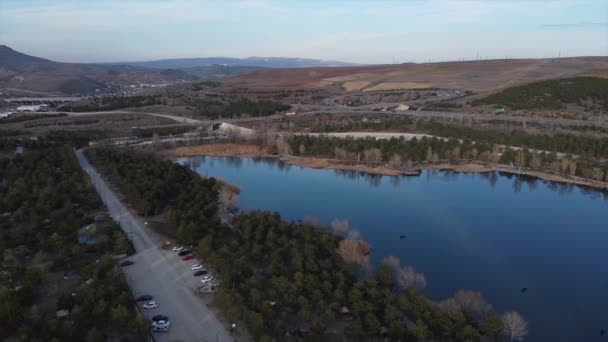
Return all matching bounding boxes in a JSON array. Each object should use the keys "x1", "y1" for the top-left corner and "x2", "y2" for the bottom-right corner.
[
  {"x1": 0, "y1": 45, "x2": 197, "y2": 95},
  {"x1": 179, "y1": 64, "x2": 264, "y2": 79},
  {"x1": 473, "y1": 77, "x2": 608, "y2": 110},
  {"x1": 222, "y1": 57, "x2": 608, "y2": 92}
]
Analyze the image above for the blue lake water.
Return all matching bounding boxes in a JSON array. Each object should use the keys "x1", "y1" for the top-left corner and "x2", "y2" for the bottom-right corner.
[{"x1": 178, "y1": 156, "x2": 608, "y2": 341}]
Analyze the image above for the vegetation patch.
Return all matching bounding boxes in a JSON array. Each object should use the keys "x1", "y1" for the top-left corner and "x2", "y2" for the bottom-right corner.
[
  {"x1": 0, "y1": 113, "x2": 68, "y2": 124},
  {"x1": 59, "y1": 95, "x2": 162, "y2": 112},
  {"x1": 0, "y1": 145, "x2": 146, "y2": 341},
  {"x1": 472, "y1": 77, "x2": 608, "y2": 110}
]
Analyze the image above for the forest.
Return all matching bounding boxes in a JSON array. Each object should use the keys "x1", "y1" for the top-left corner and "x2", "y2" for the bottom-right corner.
[
  {"x1": 87, "y1": 147, "x2": 529, "y2": 341},
  {"x1": 287, "y1": 134, "x2": 608, "y2": 183},
  {"x1": 182, "y1": 97, "x2": 291, "y2": 119},
  {"x1": 0, "y1": 145, "x2": 146, "y2": 341},
  {"x1": 472, "y1": 77, "x2": 608, "y2": 110},
  {"x1": 0, "y1": 113, "x2": 68, "y2": 123},
  {"x1": 294, "y1": 117, "x2": 608, "y2": 160}
]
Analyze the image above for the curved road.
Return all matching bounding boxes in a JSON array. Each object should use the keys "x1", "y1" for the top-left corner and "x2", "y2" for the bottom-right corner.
[{"x1": 76, "y1": 149, "x2": 232, "y2": 342}]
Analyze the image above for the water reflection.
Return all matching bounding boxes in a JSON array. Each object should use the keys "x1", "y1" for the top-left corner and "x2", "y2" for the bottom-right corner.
[
  {"x1": 177, "y1": 155, "x2": 608, "y2": 341},
  {"x1": 224, "y1": 156, "x2": 243, "y2": 168},
  {"x1": 181, "y1": 157, "x2": 608, "y2": 200},
  {"x1": 333, "y1": 169, "x2": 383, "y2": 187}
]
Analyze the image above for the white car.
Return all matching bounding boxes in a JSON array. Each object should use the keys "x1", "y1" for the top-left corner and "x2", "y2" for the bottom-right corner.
[
  {"x1": 200, "y1": 275, "x2": 215, "y2": 283},
  {"x1": 191, "y1": 264, "x2": 204, "y2": 270},
  {"x1": 143, "y1": 301, "x2": 158, "y2": 309},
  {"x1": 172, "y1": 246, "x2": 184, "y2": 252},
  {"x1": 152, "y1": 320, "x2": 170, "y2": 332}
]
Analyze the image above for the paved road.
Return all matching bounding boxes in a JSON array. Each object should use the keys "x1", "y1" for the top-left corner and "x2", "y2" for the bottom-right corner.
[
  {"x1": 54, "y1": 110, "x2": 202, "y2": 124},
  {"x1": 75, "y1": 149, "x2": 232, "y2": 342},
  {"x1": 49, "y1": 105, "x2": 607, "y2": 129}
]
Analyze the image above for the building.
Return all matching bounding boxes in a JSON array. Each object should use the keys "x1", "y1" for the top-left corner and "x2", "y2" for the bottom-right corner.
[{"x1": 16, "y1": 104, "x2": 48, "y2": 112}]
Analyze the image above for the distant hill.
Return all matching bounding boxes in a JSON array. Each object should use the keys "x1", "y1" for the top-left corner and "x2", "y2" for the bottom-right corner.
[
  {"x1": 178, "y1": 64, "x2": 264, "y2": 79},
  {"x1": 108, "y1": 56, "x2": 358, "y2": 69},
  {"x1": 223, "y1": 57, "x2": 608, "y2": 92},
  {"x1": 0, "y1": 45, "x2": 197, "y2": 95}
]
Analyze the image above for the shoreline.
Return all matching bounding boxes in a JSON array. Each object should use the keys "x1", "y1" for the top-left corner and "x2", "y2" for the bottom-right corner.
[{"x1": 166, "y1": 144, "x2": 608, "y2": 192}]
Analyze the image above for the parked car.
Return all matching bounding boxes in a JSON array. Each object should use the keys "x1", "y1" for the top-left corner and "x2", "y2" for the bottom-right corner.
[
  {"x1": 172, "y1": 246, "x2": 184, "y2": 252},
  {"x1": 200, "y1": 275, "x2": 215, "y2": 283},
  {"x1": 182, "y1": 255, "x2": 194, "y2": 261},
  {"x1": 152, "y1": 315, "x2": 169, "y2": 322},
  {"x1": 194, "y1": 270, "x2": 208, "y2": 277},
  {"x1": 177, "y1": 250, "x2": 191, "y2": 257},
  {"x1": 143, "y1": 301, "x2": 158, "y2": 309},
  {"x1": 191, "y1": 264, "x2": 204, "y2": 270},
  {"x1": 152, "y1": 320, "x2": 170, "y2": 332},
  {"x1": 119, "y1": 260, "x2": 134, "y2": 267},
  {"x1": 135, "y1": 295, "x2": 153, "y2": 302}
]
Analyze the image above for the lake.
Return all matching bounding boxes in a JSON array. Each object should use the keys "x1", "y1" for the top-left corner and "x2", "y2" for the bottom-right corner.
[{"x1": 178, "y1": 156, "x2": 608, "y2": 341}]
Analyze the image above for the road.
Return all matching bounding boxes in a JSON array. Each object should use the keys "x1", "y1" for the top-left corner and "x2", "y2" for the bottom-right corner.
[
  {"x1": 49, "y1": 105, "x2": 607, "y2": 129},
  {"x1": 54, "y1": 110, "x2": 202, "y2": 124},
  {"x1": 75, "y1": 149, "x2": 232, "y2": 342}
]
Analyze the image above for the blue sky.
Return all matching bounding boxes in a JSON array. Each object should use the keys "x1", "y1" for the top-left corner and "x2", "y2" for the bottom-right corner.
[{"x1": 1, "y1": 0, "x2": 606, "y2": 63}]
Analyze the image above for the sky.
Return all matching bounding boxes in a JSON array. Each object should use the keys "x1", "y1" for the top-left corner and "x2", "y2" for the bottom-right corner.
[{"x1": 1, "y1": 0, "x2": 607, "y2": 64}]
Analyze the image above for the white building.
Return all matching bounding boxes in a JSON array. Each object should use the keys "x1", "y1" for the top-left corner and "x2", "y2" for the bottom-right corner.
[{"x1": 16, "y1": 104, "x2": 48, "y2": 112}]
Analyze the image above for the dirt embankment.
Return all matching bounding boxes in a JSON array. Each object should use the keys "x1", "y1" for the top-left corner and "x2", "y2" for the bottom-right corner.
[
  {"x1": 165, "y1": 143, "x2": 608, "y2": 191},
  {"x1": 170, "y1": 144, "x2": 267, "y2": 157}
]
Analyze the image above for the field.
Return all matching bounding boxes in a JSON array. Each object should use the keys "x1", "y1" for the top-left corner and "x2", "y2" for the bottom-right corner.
[{"x1": 222, "y1": 57, "x2": 608, "y2": 92}]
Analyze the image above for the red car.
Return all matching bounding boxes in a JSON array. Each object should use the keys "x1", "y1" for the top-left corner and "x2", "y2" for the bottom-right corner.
[{"x1": 182, "y1": 255, "x2": 194, "y2": 261}]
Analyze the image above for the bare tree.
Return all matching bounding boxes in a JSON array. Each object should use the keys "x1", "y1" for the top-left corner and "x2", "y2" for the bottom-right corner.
[
  {"x1": 382, "y1": 256, "x2": 427, "y2": 291},
  {"x1": 276, "y1": 136, "x2": 291, "y2": 156},
  {"x1": 568, "y1": 159, "x2": 577, "y2": 176},
  {"x1": 454, "y1": 289, "x2": 492, "y2": 318},
  {"x1": 338, "y1": 237, "x2": 371, "y2": 270},
  {"x1": 331, "y1": 218, "x2": 350, "y2": 235},
  {"x1": 502, "y1": 311, "x2": 528, "y2": 341},
  {"x1": 515, "y1": 149, "x2": 526, "y2": 171},
  {"x1": 529, "y1": 155, "x2": 542, "y2": 170},
  {"x1": 363, "y1": 148, "x2": 383, "y2": 167},
  {"x1": 389, "y1": 154, "x2": 402, "y2": 168},
  {"x1": 152, "y1": 133, "x2": 162, "y2": 150},
  {"x1": 426, "y1": 146, "x2": 433, "y2": 162}
]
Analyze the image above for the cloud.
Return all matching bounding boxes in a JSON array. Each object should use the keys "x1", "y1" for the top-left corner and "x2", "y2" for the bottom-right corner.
[{"x1": 540, "y1": 22, "x2": 608, "y2": 29}]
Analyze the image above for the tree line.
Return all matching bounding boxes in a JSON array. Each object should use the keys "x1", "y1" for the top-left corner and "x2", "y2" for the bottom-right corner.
[
  {"x1": 58, "y1": 95, "x2": 162, "y2": 112},
  {"x1": 87, "y1": 147, "x2": 530, "y2": 341},
  {"x1": 288, "y1": 117, "x2": 608, "y2": 160},
  {"x1": 0, "y1": 145, "x2": 146, "y2": 341},
  {"x1": 287, "y1": 134, "x2": 608, "y2": 182},
  {"x1": 182, "y1": 97, "x2": 291, "y2": 119},
  {"x1": 0, "y1": 113, "x2": 67, "y2": 124}
]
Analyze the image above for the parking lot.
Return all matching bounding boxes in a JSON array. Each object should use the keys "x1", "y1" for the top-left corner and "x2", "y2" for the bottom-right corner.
[{"x1": 76, "y1": 149, "x2": 232, "y2": 342}]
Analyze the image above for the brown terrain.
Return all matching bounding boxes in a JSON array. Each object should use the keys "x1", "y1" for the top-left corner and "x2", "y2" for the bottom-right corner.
[{"x1": 223, "y1": 57, "x2": 608, "y2": 92}]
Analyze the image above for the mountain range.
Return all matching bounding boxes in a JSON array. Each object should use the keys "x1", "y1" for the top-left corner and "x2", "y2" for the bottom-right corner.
[
  {"x1": 105, "y1": 57, "x2": 358, "y2": 69},
  {"x1": 0, "y1": 45, "x2": 357, "y2": 95}
]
